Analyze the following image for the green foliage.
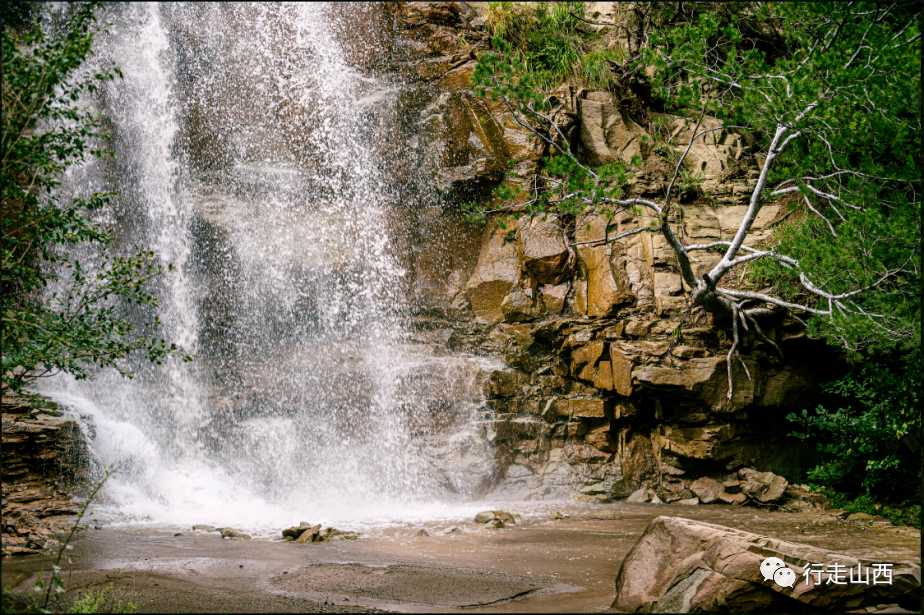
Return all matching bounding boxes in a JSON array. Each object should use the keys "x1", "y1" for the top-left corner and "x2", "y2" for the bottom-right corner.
[
  {"x1": 807, "y1": 489, "x2": 921, "y2": 529},
  {"x1": 65, "y1": 583, "x2": 136, "y2": 614},
  {"x1": 645, "y1": 2, "x2": 921, "y2": 355},
  {"x1": 481, "y1": 2, "x2": 623, "y2": 91},
  {"x1": 1, "y1": 4, "x2": 190, "y2": 393},
  {"x1": 675, "y1": 167, "x2": 704, "y2": 198},
  {"x1": 462, "y1": 152, "x2": 631, "y2": 230},
  {"x1": 787, "y1": 350, "x2": 921, "y2": 503},
  {"x1": 651, "y1": 143, "x2": 674, "y2": 159},
  {"x1": 2, "y1": 578, "x2": 136, "y2": 614},
  {"x1": 468, "y1": 3, "x2": 647, "y2": 231},
  {"x1": 751, "y1": 199, "x2": 920, "y2": 353}
]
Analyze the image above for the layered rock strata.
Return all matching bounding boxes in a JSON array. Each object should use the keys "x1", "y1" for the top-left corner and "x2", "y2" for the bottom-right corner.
[
  {"x1": 1, "y1": 396, "x2": 92, "y2": 555},
  {"x1": 394, "y1": 2, "x2": 836, "y2": 501}
]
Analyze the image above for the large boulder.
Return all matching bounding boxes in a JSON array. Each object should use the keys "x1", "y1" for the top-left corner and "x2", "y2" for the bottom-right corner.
[
  {"x1": 577, "y1": 91, "x2": 649, "y2": 166},
  {"x1": 690, "y1": 477, "x2": 723, "y2": 504},
  {"x1": 573, "y1": 215, "x2": 635, "y2": 318},
  {"x1": 741, "y1": 471, "x2": 789, "y2": 503},
  {"x1": 519, "y1": 215, "x2": 570, "y2": 285},
  {"x1": 612, "y1": 516, "x2": 920, "y2": 613},
  {"x1": 780, "y1": 488, "x2": 829, "y2": 511},
  {"x1": 465, "y1": 219, "x2": 518, "y2": 324}
]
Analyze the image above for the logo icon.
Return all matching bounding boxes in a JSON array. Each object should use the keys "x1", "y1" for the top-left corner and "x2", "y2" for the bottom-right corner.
[
  {"x1": 761, "y1": 556, "x2": 796, "y2": 587},
  {"x1": 773, "y1": 567, "x2": 797, "y2": 588},
  {"x1": 760, "y1": 556, "x2": 786, "y2": 581}
]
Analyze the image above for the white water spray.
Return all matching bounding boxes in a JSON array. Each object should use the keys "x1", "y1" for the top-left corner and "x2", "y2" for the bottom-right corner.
[{"x1": 41, "y1": 2, "x2": 497, "y2": 531}]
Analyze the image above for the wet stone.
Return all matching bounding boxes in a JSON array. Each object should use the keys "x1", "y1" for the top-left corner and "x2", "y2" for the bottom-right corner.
[
  {"x1": 221, "y1": 528, "x2": 251, "y2": 540},
  {"x1": 848, "y1": 513, "x2": 875, "y2": 522},
  {"x1": 626, "y1": 488, "x2": 651, "y2": 503},
  {"x1": 474, "y1": 511, "x2": 495, "y2": 524}
]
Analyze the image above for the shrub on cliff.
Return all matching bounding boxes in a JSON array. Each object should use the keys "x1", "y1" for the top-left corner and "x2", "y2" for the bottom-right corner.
[
  {"x1": 1, "y1": 4, "x2": 189, "y2": 393},
  {"x1": 481, "y1": 2, "x2": 624, "y2": 91}
]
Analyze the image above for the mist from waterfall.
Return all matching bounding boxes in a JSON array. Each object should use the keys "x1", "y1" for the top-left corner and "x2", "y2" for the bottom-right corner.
[{"x1": 40, "y1": 2, "x2": 497, "y2": 531}]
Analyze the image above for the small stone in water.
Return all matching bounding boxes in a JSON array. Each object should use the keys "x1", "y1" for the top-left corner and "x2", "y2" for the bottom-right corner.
[
  {"x1": 282, "y1": 525, "x2": 309, "y2": 539},
  {"x1": 495, "y1": 511, "x2": 516, "y2": 525},
  {"x1": 221, "y1": 528, "x2": 251, "y2": 540},
  {"x1": 295, "y1": 524, "x2": 321, "y2": 543},
  {"x1": 416, "y1": 529, "x2": 429, "y2": 537},
  {"x1": 474, "y1": 511, "x2": 495, "y2": 524},
  {"x1": 192, "y1": 525, "x2": 216, "y2": 532}
]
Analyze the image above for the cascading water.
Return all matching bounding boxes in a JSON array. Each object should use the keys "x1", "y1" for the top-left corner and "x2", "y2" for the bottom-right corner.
[{"x1": 41, "y1": 2, "x2": 498, "y2": 532}]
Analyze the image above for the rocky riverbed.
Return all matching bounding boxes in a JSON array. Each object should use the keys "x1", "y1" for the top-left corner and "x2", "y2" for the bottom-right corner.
[{"x1": 2, "y1": 501, "x2": 919, "y2": 613}]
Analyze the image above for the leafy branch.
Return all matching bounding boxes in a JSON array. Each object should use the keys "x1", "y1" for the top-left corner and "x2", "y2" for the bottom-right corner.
[{"x1": 1, "y1": 3, "x2": 191, "y2": 393}]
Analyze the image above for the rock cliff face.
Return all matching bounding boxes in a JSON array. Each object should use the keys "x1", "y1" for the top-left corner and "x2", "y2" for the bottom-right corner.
[
  {"x1": 393, "y1": 2, "x2": 834, "y2": 502},
  {"x1": 1, "y1": 396, "x2": 92, "y2": 555}
]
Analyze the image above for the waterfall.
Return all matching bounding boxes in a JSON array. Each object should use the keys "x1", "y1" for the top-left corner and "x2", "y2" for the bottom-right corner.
[{"x1": 41, "y1": 2, "x2": 496, "y2": 532}]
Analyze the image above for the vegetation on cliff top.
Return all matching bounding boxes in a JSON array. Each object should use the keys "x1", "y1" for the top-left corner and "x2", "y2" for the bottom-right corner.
[
  {"x1": 469, "y1": 1, "x2": 920, "y2": 503},
  {"x1": 481, "y1": 2, "x2": 624, "y2": 90},
  {"x1": 1, "y1": 3, "x2": 189, "y2": 394}
]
